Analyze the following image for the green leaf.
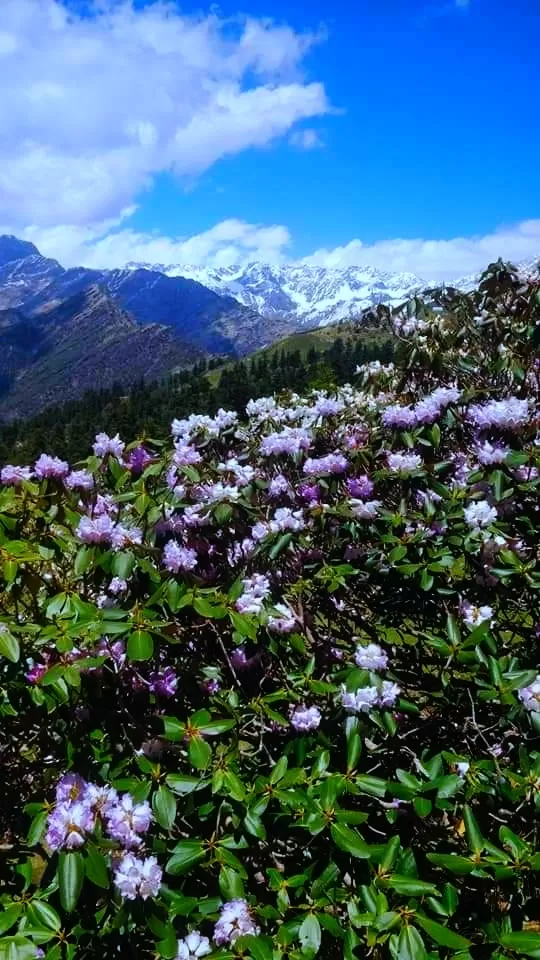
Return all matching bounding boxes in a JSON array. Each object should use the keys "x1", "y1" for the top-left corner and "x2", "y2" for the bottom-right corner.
[
  {"x1": 27, "y1": 810, "x2": 47, "y2": 846},
  {"x1": 193, "y1": 596, "x2": 228, "y2": 619},
  {"x1": 345, "y1": 716, "x2": 362, "y2": 772},
  {"x1": 58, "y1": 851, "x2": 84, "y2": 912},
  {"x1": 244, "y1": 810, "x2": 267, "y2": 840},
  {"x1": 427, "y1": 854, "x2": 476, "y2": 875},
  {"x1": 112, "y1": 551, "x2": 135, "y2": 579},
  {"x1": 269, "y1": 533, "x2": 293, "y2": 560},
  {"x1": 270, "y1": 756, "x2": 288, "y2": 784},
  {"x1": 380, "y1": 836, "x2": 401, "y2": 873},
  {"x1": 299, "y1": 914, "x2": 322, "y2": 955},
  {"x1": 414, "y1": 797, "x2": 432, "y2": 818},
  {"x1": 166, "y1": 841, "x2": 206, "y2": 876},
  {"x1": 189, "y1": 736, "x2": 212, "y2": 769},
  {"x1": 166, "y1": 774, "x2": 203, "y2": 795},
  {"x1": 463, "y1": 804, "x2": 484, "y2": 854},
  {"x1": 26, "y1": 901, "x2": 62, "y2": 931},
  {"x1": 163, "y1": 717, "x2": 186, "y2": 741},
  {"x1": 386, "y1": 876, "x2": 439, "y2": 896},
  {"x1": 197, "y1": 718, "x2": 235, "y2": 736},
  {"x1": 415, "y1": 915, "x2": 471, "y2": 949},
  {"x1": 0, "y1": 629, "x2": 19, "y2": 663},
  {"x1": 397, "y1": 926, "x2": 428, "y2": 960},
  {"x1": 499, "y1": 932, "x2": 540, "y2": 957},
  {"x1": 84, "y1": 845, "x2": 109, "y2": 888},
  {"x1": 152, "y1": 785, "x2": 177, "y2": 831},
  {"x1": 0, "y1": 909, "x2": 20, "y2": 936},
  {"x1": 330, "y1": 823, "x2": 370, "y2": 859},
  {"x1": 127, "y1": 629, "x2": 154, "y2": 661},
  {"x1": 236, "y1": 936, "x2": 274, "y2": 960},
  {"x1": 219, "y1": 866, "x2": 245, "y2": 900},
  {"x1": 74, "y1": 546, "x2": 94, "y2": 575}
]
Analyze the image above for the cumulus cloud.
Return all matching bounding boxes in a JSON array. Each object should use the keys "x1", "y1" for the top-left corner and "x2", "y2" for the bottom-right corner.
[
  {"x1": 0, "y1": 0, "x2": 329, "y2": 228},
  {"x1": 14, "y1": 217, "x2": 292, "y2": 270},
  {"x1": 289, "y1": 128, "x2": 324, "y2": 149},
  {"x1": 305, "y1": 220, "x2": 540, "y2": 279},
  {"x1": 13, "y1": 215, "x2": 540, "y2": 280}
]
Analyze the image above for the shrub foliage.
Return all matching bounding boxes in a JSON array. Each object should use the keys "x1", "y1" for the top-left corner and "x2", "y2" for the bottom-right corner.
[{"x1": 0, "y1": 261, "x2": 539, "y2": 960}]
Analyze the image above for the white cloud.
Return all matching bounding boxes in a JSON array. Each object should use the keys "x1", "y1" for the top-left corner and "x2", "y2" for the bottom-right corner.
[
  {"x1": 13, "y1": 215, "x2": 540, "y2": 281},
  {"x1": 289, "y1": 128, "x2": 324, "y2": 149},
  {"x1": 305, "y1": 220, "x2": 540, "y2": 279},
  {"x1": 0, "y1": 0, "x2": 329, "y2": 228},
  {"x1": 15, "y1": 217, "x2": 292, "y2": 270}
]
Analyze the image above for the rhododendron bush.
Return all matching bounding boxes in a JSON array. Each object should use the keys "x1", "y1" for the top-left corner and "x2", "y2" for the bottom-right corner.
[{"x1": 1, "y1": 262, "x2": 539, "y2": 960}]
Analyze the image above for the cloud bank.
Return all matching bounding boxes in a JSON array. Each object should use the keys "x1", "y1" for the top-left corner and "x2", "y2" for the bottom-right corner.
[
  {"x1": 12, "y1": 216, "x2": 540, "y2": 282},
  {"x1": 0, "y1": 0, "x2": 329, "y2": 227}
]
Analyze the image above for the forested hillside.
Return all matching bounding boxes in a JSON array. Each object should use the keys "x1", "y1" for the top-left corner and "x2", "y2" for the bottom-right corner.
[{"x1": 0, "y1": 321, "x2": 394, "y2": 464}]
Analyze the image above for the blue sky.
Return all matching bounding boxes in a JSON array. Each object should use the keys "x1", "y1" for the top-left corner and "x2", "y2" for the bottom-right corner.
[
  {"x1": 132, "y1": 0, "x2": 540, "y2": 252},
  {"x1": 1, "y1": 0, "x2": 539, "y2": 277}
]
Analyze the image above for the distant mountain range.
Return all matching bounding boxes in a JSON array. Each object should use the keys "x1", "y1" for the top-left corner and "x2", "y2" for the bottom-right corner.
[
  {"x1": 125, "y1": 260, "x2": 428, "y2": 326},
  {"x1": 0, "y1": 231, "x2": 537, "y2": 419}
]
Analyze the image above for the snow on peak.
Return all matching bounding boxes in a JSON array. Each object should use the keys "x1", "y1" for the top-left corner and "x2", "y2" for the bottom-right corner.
[{"x1": 139, "y1": 261, "x2": 427, "y2": 326}]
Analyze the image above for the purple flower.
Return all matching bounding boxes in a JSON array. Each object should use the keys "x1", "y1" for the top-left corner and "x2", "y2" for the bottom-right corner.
[
  {"x1": 76, "y1": 514, "x2": 115, "y2": 544},
  {"x1": 474, "y1": 441, "x2": 511, "y2": 466},
  {"x1": 34, "y1": 454, "x2": 69, "y2": 479},
  {"x1": 464, "y1": 500, "x2": 497, "y2": 529},
  {"x1": 149, "y1": 666, "x2": 178, "y2": 697},
  {"x1": 354, "y1": 643, "x2": 388, "y2": 671},
  {"x1": 386, "y1": 452, "x2": 422, "y2": 475},
  {"x1": 298, "y1": 482, "x2": 320, "y2": 503},
  {"x1": 113, "y1": 853, "x2": 162, "y2": 900},
  {"x1": 0, "y1": 464, "x2": 33, "y2": 486},
  {"x1": 382, "y1": 405, "x2": 417, "y2": 429},
  {"x1": 110, "y1": 524, "x2": 142, "y2": 551},
  {"x1": 105, "y1": 794, "x2": 152, "y2": 848},
  {"x1": 260, "y1": 427, "x2": 311, "y2": 457},
  {"x1": 93, "y1": 433, "x2": 125, "y2": 458},
  {"x1": 461, "y1": 601, "x2": 494, "y2": 627},
  {"x1": 173, "y1": 442, "x2": 202, "y2": 467},
  {"x1": 518, "y1": 676, "x2": 540, "y2": 713},
  {"x1": 269, "y1": 507, "x2": 305, "y2": 533},
  {"x1": 97, "y1": 638, "x2": 126, "y2": 667},
  {"x1": 176, "y1": 932, "x2": 212, "y2": 960},
  {"x1": 65, "y1": 469, "x2": 94, "y2": 491},
  {"x1": 213, "y1": 899, "x2": 260, "y2": 945},
  {"x1": 467, "y1": 398, "x2": 529, "y2": 431},
  {"x1": 45, "y1": 801, "x2": 95, "y2": 851},
  {"x1": 126, "y1": 445, "x2": 153, "y2": 474},
  {"x1": 235, "y1": 574, "x2": 271, "y2": 615},
  {"x1": 109, "y1": 577, "x2": 128, "y2": 595},
  {"x1": 378, "y1": 680, "x2": 400, "y2": 709},
  {"x1": 350, "y1": 499, "x2": 381, "y2": 520},
  {"x1": 341, "y1": 685, "x2": 379, "y2": 714},
  {"x1": 303, "y1": 452, "x2": 349, "y2": 476},
  {"x1": 290, "y1": 705, "x2": 321, "y2": 732},
  {"x1": 163, "y1": 541, "x2": 198, "y2": 573},
  {"x1": 346, "y1": 475, "x2": 374, "y2": 499},
  {"x1": 268, "y1": 603, "x2": 297, "y2": 633},
  {"x1": 55, "y1": 773, "x2": 88, "y2": 805},
  {"x1": 268, "y1": 474, "x2": 292, "y2": 498}
]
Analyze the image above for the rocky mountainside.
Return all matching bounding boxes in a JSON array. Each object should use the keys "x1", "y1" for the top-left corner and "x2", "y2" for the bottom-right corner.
[
  {"x1": 128, "y1": 261, "x2": 427, "y2": 326},
  {"x1": 0, "y1": 285, "x2": 202, "y2": 419},
  {"x1": 0, "y1": 236, "x2": 287, "y2": 355}
]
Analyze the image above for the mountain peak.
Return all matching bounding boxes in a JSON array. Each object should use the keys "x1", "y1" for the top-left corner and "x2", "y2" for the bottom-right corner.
[{"x1": 0, "y1": 235, "x2": 41, "y2": 268}]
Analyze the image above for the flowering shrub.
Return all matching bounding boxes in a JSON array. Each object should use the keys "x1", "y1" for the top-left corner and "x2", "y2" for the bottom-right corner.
[{"x1": 0, "y1": 261, "x2": 539, "y2": 960}]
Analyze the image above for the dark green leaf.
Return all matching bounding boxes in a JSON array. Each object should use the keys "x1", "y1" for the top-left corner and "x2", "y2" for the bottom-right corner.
[{"x1": 58, "y1": 852, "x2": 84, "y2": 912}]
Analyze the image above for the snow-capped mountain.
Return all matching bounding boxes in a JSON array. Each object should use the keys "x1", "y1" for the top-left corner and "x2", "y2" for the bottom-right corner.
[{"x1": 126, "y1": 261, "x2": 427, "y2": 327}]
